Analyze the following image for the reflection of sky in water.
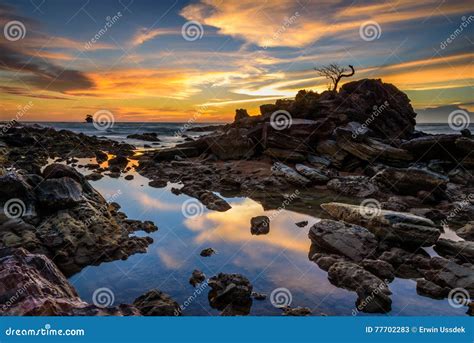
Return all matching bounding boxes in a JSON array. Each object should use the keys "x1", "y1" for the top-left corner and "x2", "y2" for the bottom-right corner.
[{"x1": 68, "y1": 158, "x2": 467, "y2": 316}]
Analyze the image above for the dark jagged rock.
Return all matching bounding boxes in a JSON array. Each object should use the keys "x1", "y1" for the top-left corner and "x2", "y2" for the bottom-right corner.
[
  {"x1": 0, "y1": 248, "x2": 140, "y2": 316},
  {"x1": 282, "y1": 306, "x2": 312, "y2": 316},
  {"x1": 434, "y1": 239, "x2": 474, "y2": 264},
  {"x1": 327, "y1": 176, "x2": 378, "y2": 197},
  {"x1": 200, "y1": 248, "x2": 215, "y2": 257},
  {"x1": 189, "y1": 269, "x2": 206, "y2": 287},
  {"x1": 208, "y1": 273, "x2": 253, "y2": 316},
  {"x1": 35, "y1": 177, "x2": 83, "y2": 210},
  {"x1": 416, "y1": 279, "x2": 450, "y2": 299},
  {"x1": 235, "y1": 109, "x2": 250, "y2": 122},
  {"x1": 132, "y1": 289, "x2": 180, "y2": 316},
  {"x1": 204, "y1": 129, "x2": 255, "y2": 160},
  {"x1": 321, "y1": 202, "x2": 440, "y2": 246},
  {"x1": 328, "y1": 261, "x2": 392, "y2": 313},
  {"x1": 295, "y1": 220, "x2": 308, "y2": 228},
  {"x1": 379, "y1": 248, "x2": 431, "y2": 279}
]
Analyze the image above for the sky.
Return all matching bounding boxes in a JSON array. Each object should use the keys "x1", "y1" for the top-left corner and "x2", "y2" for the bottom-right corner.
[{"x1": 0, "y1": 0, "x2": 472, "y2": 123}]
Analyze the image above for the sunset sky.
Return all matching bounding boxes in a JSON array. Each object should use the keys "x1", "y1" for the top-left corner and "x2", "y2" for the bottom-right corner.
[{"x1": 0, "y1": 0, "x2": 472, "y2": 122}]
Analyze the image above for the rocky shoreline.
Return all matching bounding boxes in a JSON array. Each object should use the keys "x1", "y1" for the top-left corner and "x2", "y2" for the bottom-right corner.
[{"x1": 0, "y1": 78, "x2": 472, "y2": 316}]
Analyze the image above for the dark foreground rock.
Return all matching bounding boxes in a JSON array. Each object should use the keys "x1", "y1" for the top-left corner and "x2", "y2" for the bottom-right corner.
[
  {"x1": 0, "y1": 248, "x2": 140, "y2": 316},
  {"x1": 132, "y1": 289, "x2": 181, "y2": 316}
]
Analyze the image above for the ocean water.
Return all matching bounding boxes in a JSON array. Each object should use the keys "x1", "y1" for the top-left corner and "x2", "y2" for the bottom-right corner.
[
  {"x1": 27, "y1": 122, "x2": 473, "y2": 147},
  {"x1": 31, "y1": 121, "x2": 466, "y2": 316}
]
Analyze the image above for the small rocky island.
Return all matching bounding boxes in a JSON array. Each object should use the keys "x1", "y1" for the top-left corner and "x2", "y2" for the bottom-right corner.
[{"x1": 0, "y1": 78, "x2": 472, "y2": 316}]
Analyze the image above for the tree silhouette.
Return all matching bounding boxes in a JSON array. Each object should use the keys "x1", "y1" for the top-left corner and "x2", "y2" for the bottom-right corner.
[{"x1": 314, "y1": 64, "x2": 355, "y2": 91}]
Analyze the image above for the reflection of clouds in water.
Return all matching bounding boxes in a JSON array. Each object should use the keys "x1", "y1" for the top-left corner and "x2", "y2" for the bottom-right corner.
[
  {"x1": 157, "y1": 250, "x2": 182, "y2": 269},
  {"x1": 134, "y1": 193, "x2": 180, "y2": 211},
  {"x1": 184, "y1": 197, "x2": 318, "y2": 254}
]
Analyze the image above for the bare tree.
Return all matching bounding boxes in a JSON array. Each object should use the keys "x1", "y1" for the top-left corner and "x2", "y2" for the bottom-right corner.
[{"x1": 314, "y1": 64, "x2": 355, "y2": 91}]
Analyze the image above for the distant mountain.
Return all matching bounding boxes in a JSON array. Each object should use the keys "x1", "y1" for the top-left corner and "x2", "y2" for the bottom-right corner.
[{"x1": 415, "y1": 105, "x2": 473, "y2": 123}]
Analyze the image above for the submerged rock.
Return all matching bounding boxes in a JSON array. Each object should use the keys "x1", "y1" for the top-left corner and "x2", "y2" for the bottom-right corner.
[
  {"x1": 250, "y1": 216, "x2": 270, "y2": 235},
  {"x1": 133, "y1": 289, "x2": 180, "y2": 316},
  {"x1": 200, "y1": 248, "x2": 216, "y2": 257},
  {"x1": 321, "y1": 202, "x2": 440, "y2": 246},
  {"x1": 189, "y1": 269, "x2": 206, "y2": 287}
]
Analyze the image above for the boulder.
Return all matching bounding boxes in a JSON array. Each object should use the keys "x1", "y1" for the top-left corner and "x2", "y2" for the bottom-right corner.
[
  {"x1": 379, "y1": 248, "x2": 431, "y2": 279},
  {"x1": 189, "y1": 270, "x2": 206, "y2": 287},
  {"x1": 35, "y1": 177, "x2": 83, "y2": 210},
  {"x1": 328, "y1": 261, "x2": 392, "y2": 313},
  {"x1": 208, "y1": 273, "x2": 253, "y2": 315},
  {"x1": 416, "y1": 279, "x2": 450, "y2": 299},
  {"x1": 321, "y1": 202, "x2": 440, "y2": 246},
  {"x1": 423, "y1": 257, "x2": 474, "y2": 296},
  {"x1": 308, "y1": 219, "x2": 378, "y2": 261},
  {"x1": 455, "y1": 222, "x2": 474, "y2": 241},
  {"x1": 133, "y1": 289, "x2": 180, "y2": 316},
  {"x1": 250, "y1": 216, "x2": 270, "y2": 235},
  {"x1": 0, "y1": 248, "x2": 139, "y2": 316},
  {"x1": 234, "y1": 109, "x2": 249, "y2": 122}
]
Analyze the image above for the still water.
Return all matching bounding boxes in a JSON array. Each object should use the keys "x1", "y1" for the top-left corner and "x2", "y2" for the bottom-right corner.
[{"x1": 68, "y1": 158, "x2": 467, "y2": 316}]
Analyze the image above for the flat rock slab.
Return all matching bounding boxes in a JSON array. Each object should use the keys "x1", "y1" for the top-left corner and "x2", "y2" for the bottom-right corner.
[
  {"x1": 321, "y1": 202, "x2": 440, "y2": 246},
  {"x1": 309, "y1": 219, "x2": 378, "y2": 262}
]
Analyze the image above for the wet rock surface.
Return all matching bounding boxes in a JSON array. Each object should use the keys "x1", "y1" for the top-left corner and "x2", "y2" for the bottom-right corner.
[
  {"x1": 208, "y1": 273, "x2": 253, "y2": 316},
  {"x1": 132, "y1": 289, "x2": 181, "y2": 316}
]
